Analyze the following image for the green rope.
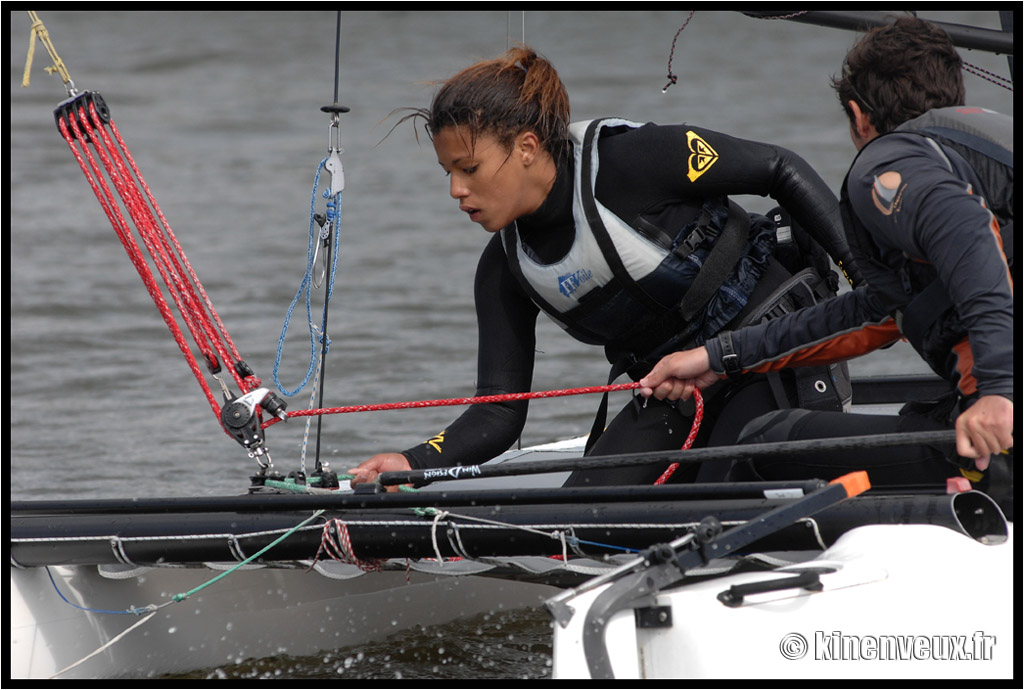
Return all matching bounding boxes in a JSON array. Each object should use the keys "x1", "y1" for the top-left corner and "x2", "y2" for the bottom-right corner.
[
  {"x1": 263, "y1": 479, "x2": 312, "y2": 493},
  {"x1": 263, "y1": 474, "x2": 361, "y2": 493},
  {"x1": 170, "y1": 510, "x2": 325, "y2": 603}
]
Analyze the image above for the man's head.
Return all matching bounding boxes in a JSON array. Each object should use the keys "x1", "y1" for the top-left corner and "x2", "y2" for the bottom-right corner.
[{"x1": 832, "y1": 16, "x2": 965, "y2": 135}]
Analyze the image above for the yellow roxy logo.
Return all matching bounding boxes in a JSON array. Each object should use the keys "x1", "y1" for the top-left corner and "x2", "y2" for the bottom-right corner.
[
  {"x1": 427, "y1": 430, "x2": 446, "y2": 453},
  {"x1": 686, "y1": 131, "x2": 719, "y2": 182}
]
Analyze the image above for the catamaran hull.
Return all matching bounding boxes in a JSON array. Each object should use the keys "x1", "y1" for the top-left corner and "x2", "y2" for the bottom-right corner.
[
  {"x1": 11, "y1": 492, "x2": 1011, "y2": 679},
  {"x1": 10, "y1": 433, "x2": 1013, "y2": 680},
  {"x1": 551, "y1": 523, "x2": 1014, "y2": 680},
  {"x1": 11, "y1": 562, "x2": 559, "y2": 680}
]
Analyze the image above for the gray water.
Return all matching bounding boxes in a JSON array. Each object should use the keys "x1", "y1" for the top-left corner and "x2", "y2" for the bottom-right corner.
[{"x1": 9, "y1": 10, "x2": 1014, "y2": 679}]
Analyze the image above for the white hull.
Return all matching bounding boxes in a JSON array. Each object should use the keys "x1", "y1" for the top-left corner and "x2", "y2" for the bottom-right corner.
[
  {"x1": 11, "y1": 560, "x2": 559, "y2": 680},
  {"x1": 552, "y1": 523, "x2": 1014, "y2": 680},
  {"x1": 11, "y1": 434, "x2": 1014, "y2": 680}
]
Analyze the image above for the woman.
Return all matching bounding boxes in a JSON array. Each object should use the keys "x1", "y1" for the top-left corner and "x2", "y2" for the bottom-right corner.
[{"x1": 349, "y1": 46, "x2": 859, "y2": 488}]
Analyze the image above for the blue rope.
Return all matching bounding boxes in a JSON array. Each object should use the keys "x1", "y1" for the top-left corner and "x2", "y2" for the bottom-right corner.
[
  {"x1": 569, "y1": 537, "x2": 642, "y2": 554},
  {"x1": 45, "y1": 566, "x2": 143, "y2": 615},
  {"x1": 273, "y1": 158, "x2": 343, "y2": 397}
]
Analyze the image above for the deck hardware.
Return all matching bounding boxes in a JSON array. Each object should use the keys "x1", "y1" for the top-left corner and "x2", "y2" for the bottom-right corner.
[
  {"x1": 717, "y1": 569, "x2": 830, "y2": 608},
  {"x1": 635, "y1": 605, "x2": 673, "y2": 628}
]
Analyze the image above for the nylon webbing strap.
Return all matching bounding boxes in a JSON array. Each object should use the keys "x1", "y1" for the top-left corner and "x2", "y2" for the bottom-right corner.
[{"x1": 677, "y1": 200, "x2": 751, "y2": 320}]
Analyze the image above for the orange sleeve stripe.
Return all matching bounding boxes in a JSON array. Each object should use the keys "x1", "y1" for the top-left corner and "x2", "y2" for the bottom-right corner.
[
  {"x1": 748, "y1": 322, "x2": 902, "y2": 373},
  {"x1": 951, "y1": 338, "x2": 978, "y2": 397},
  {"x1": 992, "y1": 215, "x2": 1014, "y2": 292}
]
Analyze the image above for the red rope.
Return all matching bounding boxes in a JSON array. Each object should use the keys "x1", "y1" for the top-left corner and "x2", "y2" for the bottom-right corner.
[
  {"x1": 56, "y1": 93, "x2": 708, "y2": 465},
  {"x1": 261, "y1": 379, "x2": 705, "y2": 484},
  {"x1": 107, "y1": 118, "x2": 248, "y2": 370},
  {"x1": 58, "y1": 97, "x2": 259, "y2": 426},
  {"x1": 314, "y1": 519, "x2": 386, "y2": 573},
  {"x1": 261, "y1": 382, "x2": 644, "y2": 429},
  {"x1": 653, "y1": 387, "x2": 703, "y2": 485}
]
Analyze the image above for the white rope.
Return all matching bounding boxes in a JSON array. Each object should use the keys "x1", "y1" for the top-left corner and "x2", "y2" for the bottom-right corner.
[
  {"x1": 299, "y1": 330, "x2": 324, "y2": 477},
  {"x1": 430, "y1": 510, "x2": 450, "y2": 563},
  {"x1": 49, "y1": 610, "x2": 157, "y2": 679}
]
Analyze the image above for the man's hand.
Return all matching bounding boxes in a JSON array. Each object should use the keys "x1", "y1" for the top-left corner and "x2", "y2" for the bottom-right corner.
[
  {"x1": 639, "y1": 346, "x2": 720, "y2": 401},
  {"x1": 956, "y1": 395, "x2": 1014, "y2": 470}
]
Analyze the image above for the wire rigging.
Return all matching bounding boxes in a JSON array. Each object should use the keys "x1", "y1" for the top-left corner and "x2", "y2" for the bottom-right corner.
[{"x1": 273, "y1": 11, "x2": 349, "y2": 479}]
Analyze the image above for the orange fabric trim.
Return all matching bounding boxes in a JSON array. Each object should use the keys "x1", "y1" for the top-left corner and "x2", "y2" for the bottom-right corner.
[
  {"x1": 992, "y1": 215, "x2": 1014, "y2": 292},
  {"x1": 749, "y1": 322, "x2": 902, "y2": 373},
  {"x1": 951, "y1": 338, "x2": 978, "y2": 396}
]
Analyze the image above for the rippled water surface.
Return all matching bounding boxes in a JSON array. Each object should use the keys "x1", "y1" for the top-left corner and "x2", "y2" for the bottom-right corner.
[{"x1": 10, "y1": 10, "x2": 1013, "y2": 679}]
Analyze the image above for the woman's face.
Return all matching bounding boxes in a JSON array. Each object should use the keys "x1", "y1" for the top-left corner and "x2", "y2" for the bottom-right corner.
[{"x1": 433, "y1": 126, "x2": 550, "y2": 233}]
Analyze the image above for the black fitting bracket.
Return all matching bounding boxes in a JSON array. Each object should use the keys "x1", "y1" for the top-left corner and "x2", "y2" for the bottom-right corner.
[{"x1": 54, "y1": 91, "x2": 110, "y2": 140}]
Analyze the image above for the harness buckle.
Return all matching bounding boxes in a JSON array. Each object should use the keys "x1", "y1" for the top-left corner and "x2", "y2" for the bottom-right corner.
[{"x1": 673, "y1": 224, "x2": 708, "y2": 260}]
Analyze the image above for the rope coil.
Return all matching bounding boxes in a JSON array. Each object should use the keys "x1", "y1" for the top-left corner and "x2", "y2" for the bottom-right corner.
[
  {"x1": 273, "y1": 158, "x2": 342, "y2": 398},
  {"x1": 315, "y1": 519, "x2": 386, "y2": 572}
]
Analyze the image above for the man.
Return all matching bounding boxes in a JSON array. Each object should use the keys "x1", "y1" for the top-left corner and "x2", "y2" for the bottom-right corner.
[{"x1": 639, "y1": 17, "x2": 1013, "y2": 512}]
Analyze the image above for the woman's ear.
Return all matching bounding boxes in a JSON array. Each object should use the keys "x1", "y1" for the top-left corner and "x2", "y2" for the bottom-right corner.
[{"x1": 516, "y1": 131, "x2": 542, "y2": 166}]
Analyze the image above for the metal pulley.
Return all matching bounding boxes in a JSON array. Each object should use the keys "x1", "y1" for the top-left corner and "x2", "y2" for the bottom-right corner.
[
  {"x1": 53, "y1": 90, "x2": 110, "y2": 141},
  {"x1": 321, "y1": 103, "x2": 349, "y2": 197},
  {"x1": 220, "y1": 388, "x2": 288, "y2": 459}
]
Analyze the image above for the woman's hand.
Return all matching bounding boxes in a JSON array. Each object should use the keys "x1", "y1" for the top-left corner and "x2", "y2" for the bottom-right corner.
[
  {"x1": 639, "y1": 346, "x2": 720, "y2": 401},
  {"x1": 348, "y1": 453, "x2": 412, "y2": 492}
]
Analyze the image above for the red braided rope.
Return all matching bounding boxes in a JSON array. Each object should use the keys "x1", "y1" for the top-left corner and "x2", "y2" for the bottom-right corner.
[
  {"x1": 99, "y1": 107, "x2": 252, "y2": 390},
  {"x1": 653, "y1": 387, "x2": 703, "y2": 485},
  {"x1": 58, "y1": 98, "x2": 258, "y2": 425},
  {"x1": 262, "y1": 382, "x2": 644, "y2": 428},
  {"x1": 56, "y1": 94, "x2": 708, "y2": 463},
  {"x1": 82, "y1": 109, "x2": 227, "y2": 371},
  {"x1": 315, "y1": 519, "x2": 386, "y2": 573},
  {"x1": 261, "y1": 379, "x2": 705, "y2": 482},
  {"x1": 59, "y1": 110, "x2": 222, "y2": 419},
  {"x1": 107, "y1": 118, "x2": 250, "y2": 373}
]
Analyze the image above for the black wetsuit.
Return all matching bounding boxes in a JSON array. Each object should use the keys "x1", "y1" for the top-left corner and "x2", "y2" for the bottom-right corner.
[{"x1": 402, "y1": 122, "x2": 855, "y2": 485}]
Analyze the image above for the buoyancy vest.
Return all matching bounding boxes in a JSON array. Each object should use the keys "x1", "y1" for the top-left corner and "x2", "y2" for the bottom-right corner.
[
  {"x1": 841, "y1": 106, "x2": 1014, "y2": 369},
  {"x1": 501, "y1": 118, "x2": 761, "y2": 365},
  {"x1": 898, "y1": 107, "x2": 1014, "y2": 245}
]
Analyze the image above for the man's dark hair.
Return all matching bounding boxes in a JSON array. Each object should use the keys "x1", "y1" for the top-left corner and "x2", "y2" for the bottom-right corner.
[{"x1": 832, "y1": 16, "x2": 965, "y2": 134}]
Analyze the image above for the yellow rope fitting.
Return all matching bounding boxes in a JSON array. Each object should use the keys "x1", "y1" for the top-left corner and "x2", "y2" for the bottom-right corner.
[{"x1": 23, "y1": 11, "x2": 74, "y2": 89}]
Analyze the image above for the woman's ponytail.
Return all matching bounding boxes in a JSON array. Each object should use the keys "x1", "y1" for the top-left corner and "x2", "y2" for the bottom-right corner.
[{"x1": 409, "y1": 45, "x2": 571, "y2": 160}]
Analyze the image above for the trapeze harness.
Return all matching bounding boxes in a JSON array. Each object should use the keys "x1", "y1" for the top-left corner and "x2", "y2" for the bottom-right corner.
[
  {"x1": 503, "y1": 118, "x2": 759, "y2": 363},
  {"x1": 502, "y1": 118, "x2": 849, "y2": 450}
]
